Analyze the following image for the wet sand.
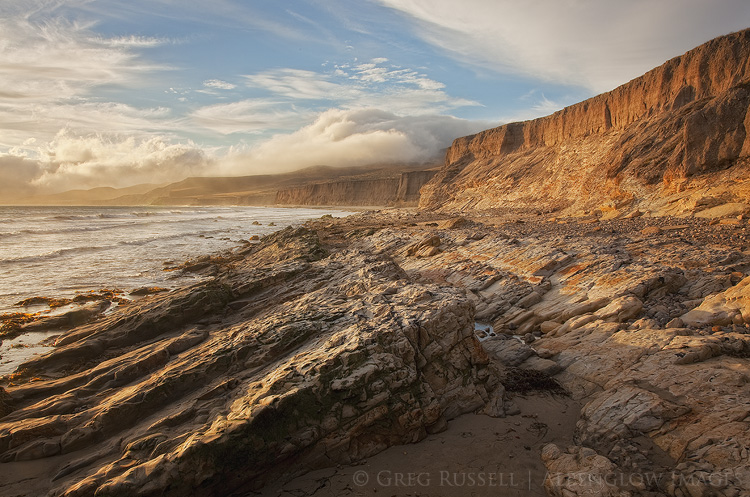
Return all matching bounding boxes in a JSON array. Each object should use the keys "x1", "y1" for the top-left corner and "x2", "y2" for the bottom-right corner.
[{"x1": 257, "y1": 395, "x2": 579, "y2": 497}]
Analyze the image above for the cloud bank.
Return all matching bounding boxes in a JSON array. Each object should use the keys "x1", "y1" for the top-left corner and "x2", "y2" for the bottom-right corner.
[
  {"x1": 1, "y1": 132, "x2": 212, "y2": 198},
  {"x1": 2, "y1": 109, "x2": 490, "y2": 197},
  {"x1": 222, "y1": 108, "x2": 490, "y2": 174}
]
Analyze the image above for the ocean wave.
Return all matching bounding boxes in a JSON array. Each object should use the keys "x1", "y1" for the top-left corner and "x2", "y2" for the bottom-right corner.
[
  {"x1": 0, "y1": 230, "x2": 207, "y2": 263},
  {"x1": 2, "y1": 225, "x2": 111, "y2": 237},
  {"x1": 51, "y1": 214, "x2": 90, "y2": 221},
  {"x1": 118, "y1": 231, "x2": 205, "y2": 247},
  {"x1": 44, "y1": 213, "x2": 124, "y2": 222},
  {"x1": 0, "y1": 244, "x2": 111, "y2": 264},
  {"x1": 0, "y1": 215, "x2": 233, "y2": 238},
  {"x1": 44, "y1": 211, "x2": 165, "y2": 222}
]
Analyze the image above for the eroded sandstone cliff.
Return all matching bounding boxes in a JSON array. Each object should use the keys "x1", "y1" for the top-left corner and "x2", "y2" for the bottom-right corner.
[
  {"x1": 420, "y1": 29, "x2": 750, "y2": 218},
  {"x1": 275, "y1": 170, "x2": 437, "y2": 207}
]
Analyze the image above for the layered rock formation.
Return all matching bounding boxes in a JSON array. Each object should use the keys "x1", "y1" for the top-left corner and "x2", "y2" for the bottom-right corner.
[
  {"x1": 0, "y1": 226, "x2": 498, "y2": 497},
  {"x1": 420, "y1": 29, "x2": 750, "y2": 218},
  {"x1": 275, "y1": 170, "x2": 437, "y2": 207}
]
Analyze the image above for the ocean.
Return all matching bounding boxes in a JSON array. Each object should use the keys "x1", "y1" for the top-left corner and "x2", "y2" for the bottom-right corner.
[{"x1": 0, "y1": 205, "x2": 353, "y2": 316}]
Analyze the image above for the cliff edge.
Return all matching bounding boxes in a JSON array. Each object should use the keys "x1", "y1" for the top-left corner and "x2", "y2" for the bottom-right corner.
[{"x1": 420, "y1": 29, "x2": 750, "y2": 218}]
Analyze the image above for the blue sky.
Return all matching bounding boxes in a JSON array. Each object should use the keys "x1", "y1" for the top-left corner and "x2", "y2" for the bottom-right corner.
[{"x1": 2, "y1": 0, "x2": 750, "y2": 195}]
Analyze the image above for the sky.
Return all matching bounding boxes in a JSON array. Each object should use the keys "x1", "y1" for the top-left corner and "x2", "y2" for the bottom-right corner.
[{"x1": 2, "y1": 0, "x2": 750, "y2": 197}]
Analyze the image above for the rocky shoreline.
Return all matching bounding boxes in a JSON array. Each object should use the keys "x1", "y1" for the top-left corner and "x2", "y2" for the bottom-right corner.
[{"x1": 0, "y1": 210, "x2": 749, "y2": 496}]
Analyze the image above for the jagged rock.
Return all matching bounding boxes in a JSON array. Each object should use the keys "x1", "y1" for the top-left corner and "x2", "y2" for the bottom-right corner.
[
  {"x1": 438, "y1": 217, "x2": 468, "y2": 229},
  {"x1": 479, "y1": 386, "x2": 506, "y2": 418},
  {"x1": 404, "y1": 235, "x2": 441, "y2": 257},
  {"x1": 540, "y1": 320, "x2": 562, "y2": 334},
  {"x1": 554, "y1": 313, "x2": 599, "y2": 336},
  {"x1": 578, "y1": 383, "x2": 692, "y2": 446},
  {"x1": 19, "y1": 301, "x2": 108, "y2": 332},
  {"x1": 520, "y1": 356, "x2": 562, "y2": 376},
  {"x1": 517, "y1": 291, "x2": 543, "y2": 309},
  {"x1": 629, "y1": 317, "x2": 659, "y2": 329},
  {"x1": 374, "y1": 214, "x2": 750, "y2": 495},
  {"x1": 559, "y1": 298, "x2": 610, "y2": 322},
  {"x1": 129, "y1": 287, "x2": 170, "y2": 296},
  {"x1": 0, "y1": 388, "x2": 12, "y2": 419},
  {"x1": 0, "y1": 227, "x2": 498, "y2": 497},
  {"x1": 542, "y1": 444, "x2": 630, "y2": 497}
]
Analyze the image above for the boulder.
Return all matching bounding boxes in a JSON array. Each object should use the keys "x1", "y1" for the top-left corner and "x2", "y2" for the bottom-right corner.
[
  {"x1": 481, "y1": 337, "x2": 535, "y2": 366},
  {"x1": 594, "y1": 295, "x2": 644, "y2": 322},
  {"x1": 681, "y1": 275, "x2": 750, "y2": 327}
]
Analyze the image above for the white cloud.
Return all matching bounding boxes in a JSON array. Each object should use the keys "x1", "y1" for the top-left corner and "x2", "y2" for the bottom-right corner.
[
  {"x1": 99, "y1": 35, "x2": 168, "y2": 48},
  {"x1": 0, "y1": 11, "x2": 167, "y2": 103},
  {"x1": 3, "y1": 108, "x2": 491, "y2": 196},
  {"x1": 28, "y1": 130, "x2": 213, "y2": 192},
  {"x1": 220, "y1": 108, "x2": 491, "y2": 175},
  {"x1": 376, "y1": 0, "x2": 750, "y2": 92},
  {"x1": 241, "y1": 59, "x2": 479, "y2": 119},
  {"x1": 243, "y1": 69, "x2": 343, "y2": 100},
  {"x1": 203, "y1": 79, "x2": 237, "y2": 90},
  {"x1": 0, "y1": 130, "x2": 213, "y2": 196},
  {"x1": 190, "y1": 100, "x2": 313, "y2": 135},
  {"x1": 0, "y1": 101, "x2": 181, "y2": 154},
  {"x1": 0, "y1": 2, "x2": 177, "y2": 158}
]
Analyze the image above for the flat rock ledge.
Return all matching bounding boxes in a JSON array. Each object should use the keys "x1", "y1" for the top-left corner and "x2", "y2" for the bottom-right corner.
[{"x1": 0, "y1": 227, "x2": 498, "y2": 497}]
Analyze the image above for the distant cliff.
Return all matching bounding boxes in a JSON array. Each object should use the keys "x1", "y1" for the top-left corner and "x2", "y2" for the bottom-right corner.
[
  {"x1": 17, "y1": 165, "x2": 438, "y2": 207},
  {"x1": 421, "y1": 29, "x2": 750, "y2": 217},
  {"x1": 276, "y1": 170, "x2": 437, "y2": 207}
]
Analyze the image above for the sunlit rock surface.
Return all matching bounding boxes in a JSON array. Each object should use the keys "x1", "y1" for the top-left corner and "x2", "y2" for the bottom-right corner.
[{"x1": 0, "y1": 227, "x2": 498, "y2": 496}]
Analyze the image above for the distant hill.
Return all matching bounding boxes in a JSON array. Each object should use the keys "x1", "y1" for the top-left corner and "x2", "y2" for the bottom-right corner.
[
  {"x1": 14, "y1": 183, "x2": 166, "y2": 206},
  {"x1": 13, "y1": 162, "x2": 440, "y2": 207}
]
